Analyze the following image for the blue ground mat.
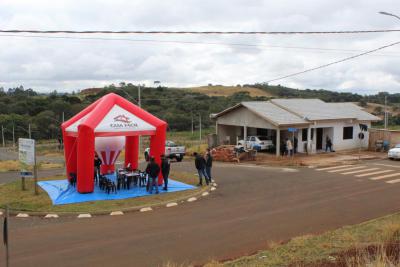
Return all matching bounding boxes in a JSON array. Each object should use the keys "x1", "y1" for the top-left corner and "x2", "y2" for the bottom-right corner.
[{"x1": 38, "y1": 177, "x2": 196, "y2": 205}]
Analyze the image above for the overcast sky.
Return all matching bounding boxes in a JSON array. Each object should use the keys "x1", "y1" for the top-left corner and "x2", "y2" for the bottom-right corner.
[{"x1": 0, "y1": 0, "x2": 399, "y2": 94}]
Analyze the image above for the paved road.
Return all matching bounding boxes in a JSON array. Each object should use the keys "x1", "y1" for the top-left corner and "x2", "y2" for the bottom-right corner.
[{"x1": 1, "y1": 159, "x2": 400, "y2": 267}]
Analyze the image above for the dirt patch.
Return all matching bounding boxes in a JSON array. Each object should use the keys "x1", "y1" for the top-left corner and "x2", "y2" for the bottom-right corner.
[
  {"x1": 186, "y1": 85, "x2": 272, "y2": 97},
  {"x1": 241, "y1": 150, "x2": 387, "y2": 168}
]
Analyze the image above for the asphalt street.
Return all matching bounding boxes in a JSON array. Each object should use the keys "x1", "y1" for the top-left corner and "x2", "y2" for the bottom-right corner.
[{"x1": 1, "y1": 159, "x2": 400, "y2": 266}]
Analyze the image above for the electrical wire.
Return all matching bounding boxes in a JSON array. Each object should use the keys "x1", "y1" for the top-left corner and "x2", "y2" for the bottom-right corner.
[
  {"x1": 2, "y1": 34, "x2": 400, "y2": 57},
  {"x1": 266, "y1": 40, "x2": 400, "y2": 83},
  {"x1": 1, "y1": 29, "x2": 400, "y2": 34}
]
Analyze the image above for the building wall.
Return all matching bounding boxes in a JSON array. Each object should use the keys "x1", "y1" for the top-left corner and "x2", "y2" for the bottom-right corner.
[
  {"x1": 216, "y1": 106, "x2": 372, "y2": 152},
  {"x1": 296, "y1": 120, "x2": 370, "y2": 152},
  {"x1": 368, "y1": 129, "x2": 400, "y2": 150},
  {"x1": 217, "y1": 124, "x2": 242, "y2": 145}
]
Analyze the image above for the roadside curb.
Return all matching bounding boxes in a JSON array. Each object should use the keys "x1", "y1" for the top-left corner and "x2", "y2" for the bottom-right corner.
[
  {"x1": 44, "y1": 214, "x2": 59, "y2": 219},
  {"x1": 0, "y1": 183, "x2": 216, "y2": 218},
  {"x1": 77, "y1": 214, "x2": 92, "y2": 218},
  {"x1": 187, "y1": 197, "x2": 197, "y2": 202},
  {"x1": 140, "y1": 207, "x2": 153, "y2": 212},
  {"x1": 110, "y1": 211, "x2": 124, "y2": 216}
]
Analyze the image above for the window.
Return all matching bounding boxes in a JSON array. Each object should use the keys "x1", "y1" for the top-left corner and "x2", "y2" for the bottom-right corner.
[
  {"x1": 343, "y1": 126, "x2": 353, "y2": 140},
  {"x1": 250, "y1": 137, "x2": 256, "y2": 142},
  {"x1": 302, "y1": 129, "x2": 308, "y2": 141}
]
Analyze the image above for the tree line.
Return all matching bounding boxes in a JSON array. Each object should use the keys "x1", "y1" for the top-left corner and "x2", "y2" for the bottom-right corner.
[{"x1": 0, "y1": 83, "x2": 398, "y2": 143}]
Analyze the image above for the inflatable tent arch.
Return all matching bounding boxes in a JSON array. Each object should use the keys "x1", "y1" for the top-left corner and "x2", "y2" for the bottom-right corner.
[{"x1": 61, "y1": 93, "x2": 167, "y2": 193}]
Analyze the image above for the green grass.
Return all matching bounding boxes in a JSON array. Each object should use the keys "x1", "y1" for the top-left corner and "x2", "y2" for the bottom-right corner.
[
  {"x1": 223, "y1": 213, "x2": 400, "y2": 267},
  {"x1": 0, "y1": 160, "x2": 63, "y2": 172},
  {"x1": 0, "y1": 170, "x2": 202, "y2": 213},
  {"x1": 167, "y1": 128, "x2": 215, "y2": 141}
]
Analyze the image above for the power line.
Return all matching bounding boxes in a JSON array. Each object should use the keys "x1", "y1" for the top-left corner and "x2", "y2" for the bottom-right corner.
[
  {"x1": 266, "y1": 40, "x2": 400, "y2": 83},
  {"x1": 1, "y1": 29, "x2": 400, "y2": 35},
  {"x1": 2, "y1": 33, "x2": 400, "y2": 57}
]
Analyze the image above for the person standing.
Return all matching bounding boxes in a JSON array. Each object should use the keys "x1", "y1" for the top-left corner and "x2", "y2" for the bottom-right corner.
[
  {"x1": 286, "y1": 138, "x2": 293, "y2": 157},
  {"x1": 161, "y1": 154, "x2": 170, "y2": 191},
  {"x1": 94, "y1": 154, "x2": 102, "y2": 184},
  {"x1": 194, "y1": 152, "x2": 209, "y2": 186},
  {"x1": 145, "y1": 156, "x2": 160, "y2": 194},
  {"x1": 205, "y1": 148, "x2": 213, "y2": 183}
]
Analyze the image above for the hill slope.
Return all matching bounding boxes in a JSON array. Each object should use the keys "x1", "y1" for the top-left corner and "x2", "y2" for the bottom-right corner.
[{"x1": 185, "y1": 85, "x2": 273, "y2": 97}]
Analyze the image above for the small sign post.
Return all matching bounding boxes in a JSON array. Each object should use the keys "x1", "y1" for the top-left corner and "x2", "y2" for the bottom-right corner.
[
  {"x1": 3, "y1": 205, "x2": 9, "y2": 267},
  {"x1": 18, "y1": 138, "x2": 37, "y2": 194}
]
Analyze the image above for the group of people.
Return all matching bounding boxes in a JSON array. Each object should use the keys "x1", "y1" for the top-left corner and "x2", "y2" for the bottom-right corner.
[
  {"x1": 94, "y1": 153, "x2": 171, "y2": 195},
  {"x1": 94, "y1": 148, "x2": 214, "y2": 195},
  {"x1": 279, "y1": 135, "x2": 334, "y2": 155},
  {"x1": 145, "y1": 154, "x2": 171, "y2": 194},
  {"x1": 193, "y1": 148, "x2": 213, "y2": 186}
]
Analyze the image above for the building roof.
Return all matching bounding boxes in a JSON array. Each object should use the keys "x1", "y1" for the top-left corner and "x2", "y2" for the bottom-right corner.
[
  {"x1": 271, "y1": 99, "x2": 350, "y2": 120},
  {"x1": 326, "y1": 103, "x2": 381, "y2": 121},
  {"x1": 241, "y1": 102, "x2": 309, "y2": 126},
  {"x1": 213, "y1": 98, "x2": 380, "y2": 126}
]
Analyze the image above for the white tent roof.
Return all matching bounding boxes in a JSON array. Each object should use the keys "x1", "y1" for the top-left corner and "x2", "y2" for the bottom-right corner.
[{"x1": 65, "y1": 104, "x2": 156, "y2": 133}]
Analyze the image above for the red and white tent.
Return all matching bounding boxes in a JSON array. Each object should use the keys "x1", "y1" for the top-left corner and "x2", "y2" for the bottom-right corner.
[{"x1": 61, "y1": 93, "x2": 167, "y2": 193}]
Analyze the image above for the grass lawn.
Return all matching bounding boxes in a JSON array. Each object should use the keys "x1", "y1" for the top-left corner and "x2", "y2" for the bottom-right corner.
[
  {"x1": 0, "y1": 170, "x2": 202, "y2": 213},
  {"x1": 372, "y1": 125, "x2": 400, "y2": 130},
  {"x1": 221, "y1": 213, "x2": 400, "y2": 267},
  {"x1": 0, "y1": 160, "x2": 64, "y2": 172}
]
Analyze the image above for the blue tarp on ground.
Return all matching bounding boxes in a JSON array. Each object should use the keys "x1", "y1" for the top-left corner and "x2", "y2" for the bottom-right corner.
[{"x1": 38, "y1": 177, "x2": 196, "y2": 205}]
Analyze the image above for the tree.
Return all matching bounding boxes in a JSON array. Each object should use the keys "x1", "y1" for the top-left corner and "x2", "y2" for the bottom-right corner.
[{"x1": 359, "y1": 99, "x2": 368, "y2": 107}]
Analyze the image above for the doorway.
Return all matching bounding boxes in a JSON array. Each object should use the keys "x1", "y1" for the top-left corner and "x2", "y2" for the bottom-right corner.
[{"x1": 316, "y1": 128, "x2": 323, "y2": 150}]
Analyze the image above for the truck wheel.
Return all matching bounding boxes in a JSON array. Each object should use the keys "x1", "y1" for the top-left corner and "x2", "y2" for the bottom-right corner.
[{"x1": 176, "y1": 156, "x2": 183, "y2": 162}]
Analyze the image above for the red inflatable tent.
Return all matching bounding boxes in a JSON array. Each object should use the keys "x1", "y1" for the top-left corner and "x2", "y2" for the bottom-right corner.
[{"x1": 61, "y1": 93, "x2": 167, "y2": 193}]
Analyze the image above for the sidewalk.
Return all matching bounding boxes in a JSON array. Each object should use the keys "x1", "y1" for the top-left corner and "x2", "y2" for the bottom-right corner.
[{"x1": 253, "y1": 150, "x2": 387, "y2": 167}]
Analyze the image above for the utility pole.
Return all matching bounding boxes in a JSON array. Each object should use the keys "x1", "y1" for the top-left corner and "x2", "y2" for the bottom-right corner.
[
  {"x1": 384, "y1": 95, "x2": 388, "y2": 129},
  {"x1": 62, "y1": 111, "x2": 65, "y2": 123},
  {"x1": 12, "y1": 124, "x2": 15, "y2": 148},
  {"x1": 138, "y1": 85, "x2": 142, "y2": 155},
  {"x1": 199, "y1": 114, "x2": 202, "y2": 143},
  {"x1": 138, "y1": 85, "x2": 141, "y2": 108},
  {"x1": 191, "y1": 112, "x2": 194, "y2": 135},
  {"x1": 1, "y1": 125, "x2": 4, "y2": 147},
  {"x1": 28, "y1": 124, "x2": 31, "y2": 139}
]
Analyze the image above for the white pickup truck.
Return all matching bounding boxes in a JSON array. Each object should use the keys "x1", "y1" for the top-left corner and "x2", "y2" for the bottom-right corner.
[{"x1": 144, "y1": 140, "x2": 186, "y2": 162}]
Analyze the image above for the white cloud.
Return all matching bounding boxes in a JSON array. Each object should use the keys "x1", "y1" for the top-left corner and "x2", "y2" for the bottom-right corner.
[{"x1": 0, "y1": 0, "x2": 399, "y2": 94}]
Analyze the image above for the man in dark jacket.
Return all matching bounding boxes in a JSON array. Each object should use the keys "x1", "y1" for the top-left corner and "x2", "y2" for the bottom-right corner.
[
  {"x1": 205, "y1": 148, "x2": 213, "y2": 183},
  {"x1": 94, "y1": 154, "x2": 102, "y2": 184},
  {"x1": 145, "y1": 156, "x2": 160, "y2": 194},
  {"x1": 161, "y1": 154, "x2": 170, "y2": 191},
  {"x1": 194, "y1": 152, "x2": 209, "y2": 186}
]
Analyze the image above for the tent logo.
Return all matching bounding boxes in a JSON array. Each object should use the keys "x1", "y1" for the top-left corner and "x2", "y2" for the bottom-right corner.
[
  {"x1": 114, "y1": 114, "x2": 131, "y2": 123},
  {"x1": 110, "y1": 114, "x2": 138, "y2": 128}
]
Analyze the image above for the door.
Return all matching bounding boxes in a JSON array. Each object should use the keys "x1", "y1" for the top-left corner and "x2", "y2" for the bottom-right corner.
[{"x1": 316, "y1": 128, "x2": 323, "y2": 150}]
